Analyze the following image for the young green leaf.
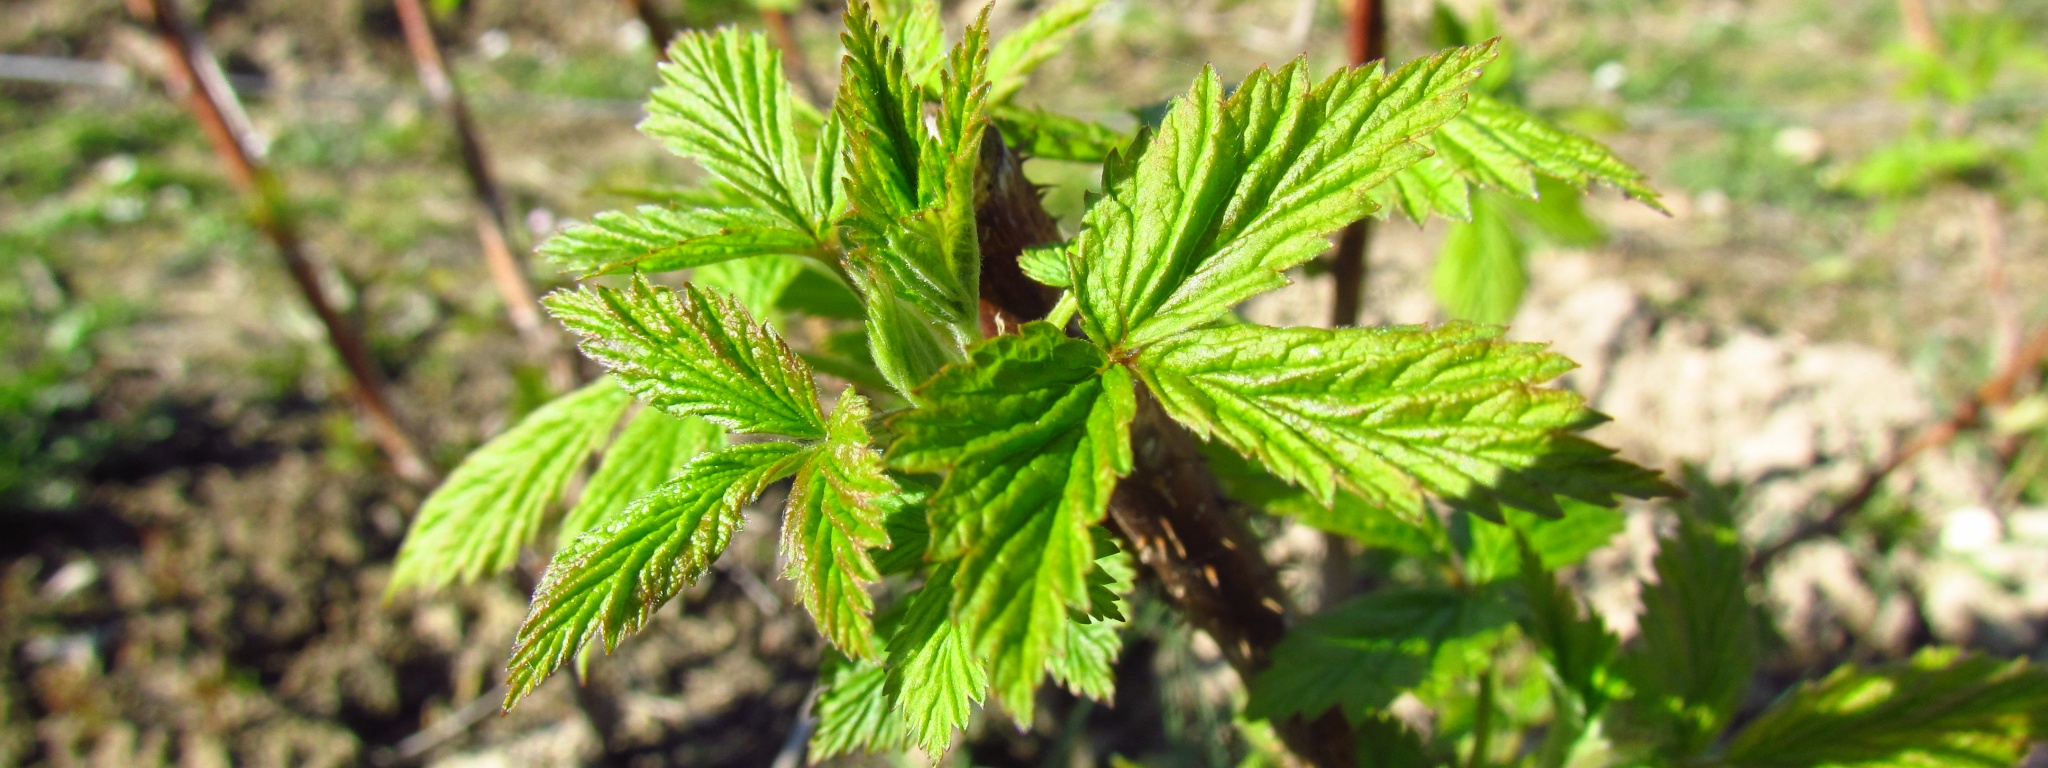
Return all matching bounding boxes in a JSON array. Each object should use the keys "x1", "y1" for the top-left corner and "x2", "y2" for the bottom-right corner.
[
  {"x1": 871, "y1": 0, "x2": 944, "y2": 88},
  {"x1": 854, "y1": 263, "x2": 965, "y2": 399},
  {"x1": 1432, "y1": 194, "x2": 1527, "y2": 325},
  {"x1": 1070, "y1": 44, "x2": 1498, "y2": 352},
  {"x1": 1246, "y1": 587, "x2": 1515, "y2": 723},
  {"x1": 645, "y1": 28, "x2": 824, "y2": 236},
  {"x1": 835, "y1": 1, "x2": 991, "y2": 337},
  {"x1": 1460, "y1": 500, "x2": 1626, "y2": 585},
  {"x1": 537, "y1": 205, "x2": 822, "y2": 276},
  {"x1": 1137, "y1": 322, "x2": 1676, "y2": 522},
  {"x1": 990, "y1": 104, "x2": 1131, "y2": 163},
  {"x1": 889, "y1": 322, "x2": 1136, "y2": 721},
  {"x1": 557, "y1": 407, "x2": 725, "y2": 545},
  {"x1": 503, "y1": 441, "x2": 807, "y2": 708},
  {"x1": 691, "y1": 252, "x2": 806, "y2": 323},
  {"x1": 985, "y1": 0, "x2": 1102, "y2": 103},
  {"x1": 1722, "y1": 648, "x2": 2048, "y2": 768},
  {"x1": 782, "y1": 390, "x2": 896, "y2": 660},
  {"x1": 1518, "y1": 534, "x2": 1619, "y2": 759},
  {"x1": 1374, "y1": 152, "x2": 1473, "y2": 222},
  {"x1": 1613, "y1": 483, "x2": 1757, "y2": 759},
  {"x1": 1429, "y1": 94, "x2": 1666, "y2": 211},
  {"x1": 810, "y1": 655, "x2": 910, "y2": 760},
  {"x1": 545, "y1": 278, "x2": 827, "y2": 439},
  {"x1": 1018, "y1": 243, "x2": 1073, "y2": 288},
  {"x1": 885, "y1": 564, "x2": 988, "y2": 755},
  {"x1": 391, "y1": 380, "x2": 632, "y2": 593}
]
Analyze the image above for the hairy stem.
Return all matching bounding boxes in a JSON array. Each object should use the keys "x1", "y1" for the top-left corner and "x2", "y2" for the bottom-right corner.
[
  {"x1": 126, "y1": 0, "x2": 434, "y2": 484},
  {"x1": 972, "y1": 127, "x2": 1356, "y2": 768}
]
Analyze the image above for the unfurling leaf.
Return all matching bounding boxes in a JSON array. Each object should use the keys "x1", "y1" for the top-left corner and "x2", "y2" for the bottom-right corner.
[
  {"x1": 889, "y1": 322, "x2": 1135, "y2": 722},
  {"x1": 504, "y1": 441, "x2": 806, "y2": 707},
  {"x1": 392, "y1": 380, "x2": 631, "y2": 593},
  {"x1": 545, "y1": 278, "x2": 827, "y2": 439}
]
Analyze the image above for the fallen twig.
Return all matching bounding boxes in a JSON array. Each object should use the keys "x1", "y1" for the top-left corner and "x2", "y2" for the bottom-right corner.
[
  {"x1": 125, "y1": 0, "x2": 434, "y2": 484},
  {"x1": 1754, "y1": 318, "x2": 2048, "y2": 568}
]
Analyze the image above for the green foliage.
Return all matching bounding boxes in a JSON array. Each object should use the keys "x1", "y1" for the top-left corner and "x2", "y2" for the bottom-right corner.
[
  {"x1": 1139, "y1": 323, "x2": 1675, "y2": 520},
  {"x1": 1721, "y1": 648, "x2": 2048, "y2": 768},
  {"x1": 391, "y1": 380, "x2": 632, "y2": 592},
  {"x1": 1071, "y1": 45, "x2": 1498, "y2": 352},
  {"x1": 1613, "y1": 479, "x2": 1758, "y2": 759},
  {"x1": 889, "y1": 322, "x2": 1135, "y2": 719},
  {"x1": 387, "y1": 4, "x2": 2045, "y2": 766},
  {"x1": 1247, "y1": 586, "x2": 1515, "y2": 724},
  {"x1": 545, "y1": 278, "x2": 826, "y2": 438},
  {"x1": 503, "y1": 441, "x2": 806, "y2": 707}
]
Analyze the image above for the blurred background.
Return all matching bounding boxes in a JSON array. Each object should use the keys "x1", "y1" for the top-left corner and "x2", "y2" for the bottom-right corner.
[{"x1": 2, "y1": 0, "x2": 2045, "y2": 765}]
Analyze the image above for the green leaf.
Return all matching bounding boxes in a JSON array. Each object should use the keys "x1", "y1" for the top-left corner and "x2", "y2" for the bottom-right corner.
[
  {"x1": 810, "y1": 654, "x2": 909, "y2": 760},
  {"x1": 835, "y1": 2, "x2": 992, "y2": 338},
  {"x1": 783, "y1": 390, "x2": 897, "y2": 660},
  {"x1": 1374, "y1": 152, "x2": 1473, "y2": 222},
  {"x1": 1070, "y1": 44, "x2": 1498, "y2": 352},
  {"x1": 557, "y1": 407, "x2": 725, "y2": 545},
  {"x1": 538, "y1": 205, "x2": 822, "y2": 276},
  {"x1": 871, "y1": 0, "x2": 944, "y2": 88},
  {"x1": 692, "y1": 252, "x2": 805, "y2": 323},
  {"x1": 1018, "y1": 243, "x2": 1073, "y2": 288},
  {"x1": 1382, "y1": 92, "x2": 1666, "y2": 223},
  {"x1": 889, "y1": 322, "x2": 1136, "y2": 722},
  {"x1": 1518, "y1": 534, "x2": 1618, "y2": 763},
  {"x1": 990, "y1": 104, "x2": 1130, "y2": 163},
  {"x1": 1203, "y1": 444, "x2": 1448, "y2": 558},
  {"x1": 1460, "y1": 499, "x2": 1626, "y2": 585},
  {"x1": 545, "y1": 278, "x2": 827, "y2": 439},
  {"x1": 645, "y1": 28, "x2": 823, "y2": 236},
  {"x1": 503, "y1": 441, "x2": 806, "y2": 708},
  {"x1": 1613, "y1": 478, "x2": 1756, "y2": 759},
  {"x1": 855, "y1": 263, "x2": 965, "y2": 399},
  {"x1": 1723, "y1": 648, "x2": 2048, "y2": 768},
  {"x1": 1246, "y1": 587, "x2": 1515, "y2": 723},
  {"x1": 1137, "y1": 322, "x2": 1676, "y2": 523},
  {"x1": 985, "y1": 0, "x2": 1101, "y2": 103},
  {"x1": 1432, "y1": 194, "x2": 1527, "y2": 325},
  {"x1": 1048, "y1": 532, "x2": 1133, "y2": 702},
  {"x1": 885, "y1": 564, "x2": 988, "y2": 755},
  {"x1": 392, "y1": 380, "x2": 632, "y2": 592}
]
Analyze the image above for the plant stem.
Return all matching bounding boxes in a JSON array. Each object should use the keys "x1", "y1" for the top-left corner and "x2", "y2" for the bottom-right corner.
[
  {"x1": 392, "y1": 0, "x2": 579, "y2": 390},
  {"x1": 125, "y1": 0, "x2": 434, "y2": 484},
  {"x1": 1466, "y1": 664, "x2": 1495, "y2": 768},
  {"x1": 1326, "y1": 0, "x2": 1387, "y2": 330},
  {"x1": 622, "y1": 0, "x2": 681, "y2": 58},
  {"x1": 972, "y1": 127, "x2": 1357, "y2": 768}
]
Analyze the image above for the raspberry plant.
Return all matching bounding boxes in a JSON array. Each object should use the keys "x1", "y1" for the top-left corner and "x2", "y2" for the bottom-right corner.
[{"x1": 391, "y1": 2, "x2": 2048, "y2": 765}]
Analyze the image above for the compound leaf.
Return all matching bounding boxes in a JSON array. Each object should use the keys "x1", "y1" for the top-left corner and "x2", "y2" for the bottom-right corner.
[
  {"x1": 1137, "y1": 322, "x2": 1675, "y2": 522},
  {"x1": 538, "y1": 205, "x2": 822, "y2": 276},
  {"x1": 392, "y1": 379, "x2": 632, "y2": 592},
  {"x1": 1247, "y1": 587, "x2": 1515, "y2": 723},
  {"x1": 645, "y1": 28, "x2": 824, "y2": 236},
  {"x1": 1723, "y1": 648, "x2": 2048, "y2": 768},
  {"x1": 1432, "y1": 94, "x2": 1665, "y2": 211},
  {"x1": 1071, "y1": 44, "x2": 1497, "y2": 352},
  {"x1": 546, "y1": 278, "x2": 827, "y2": 439},
  {"x1": 503, "y1": 441, "x2": 806, "y2": 708},
  {"x1": 889, "y1": 322, "x2": 1136, "y2": 722},
  {"x1": 783, "y1": 390, "x2": 897, "y2": 660},
  {"x1": 558, "y1": 407, "x2": 725, "y2": 545},
  {"x1": 1047, "y1": 533, "x2": 1134, "y2": 703}
]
